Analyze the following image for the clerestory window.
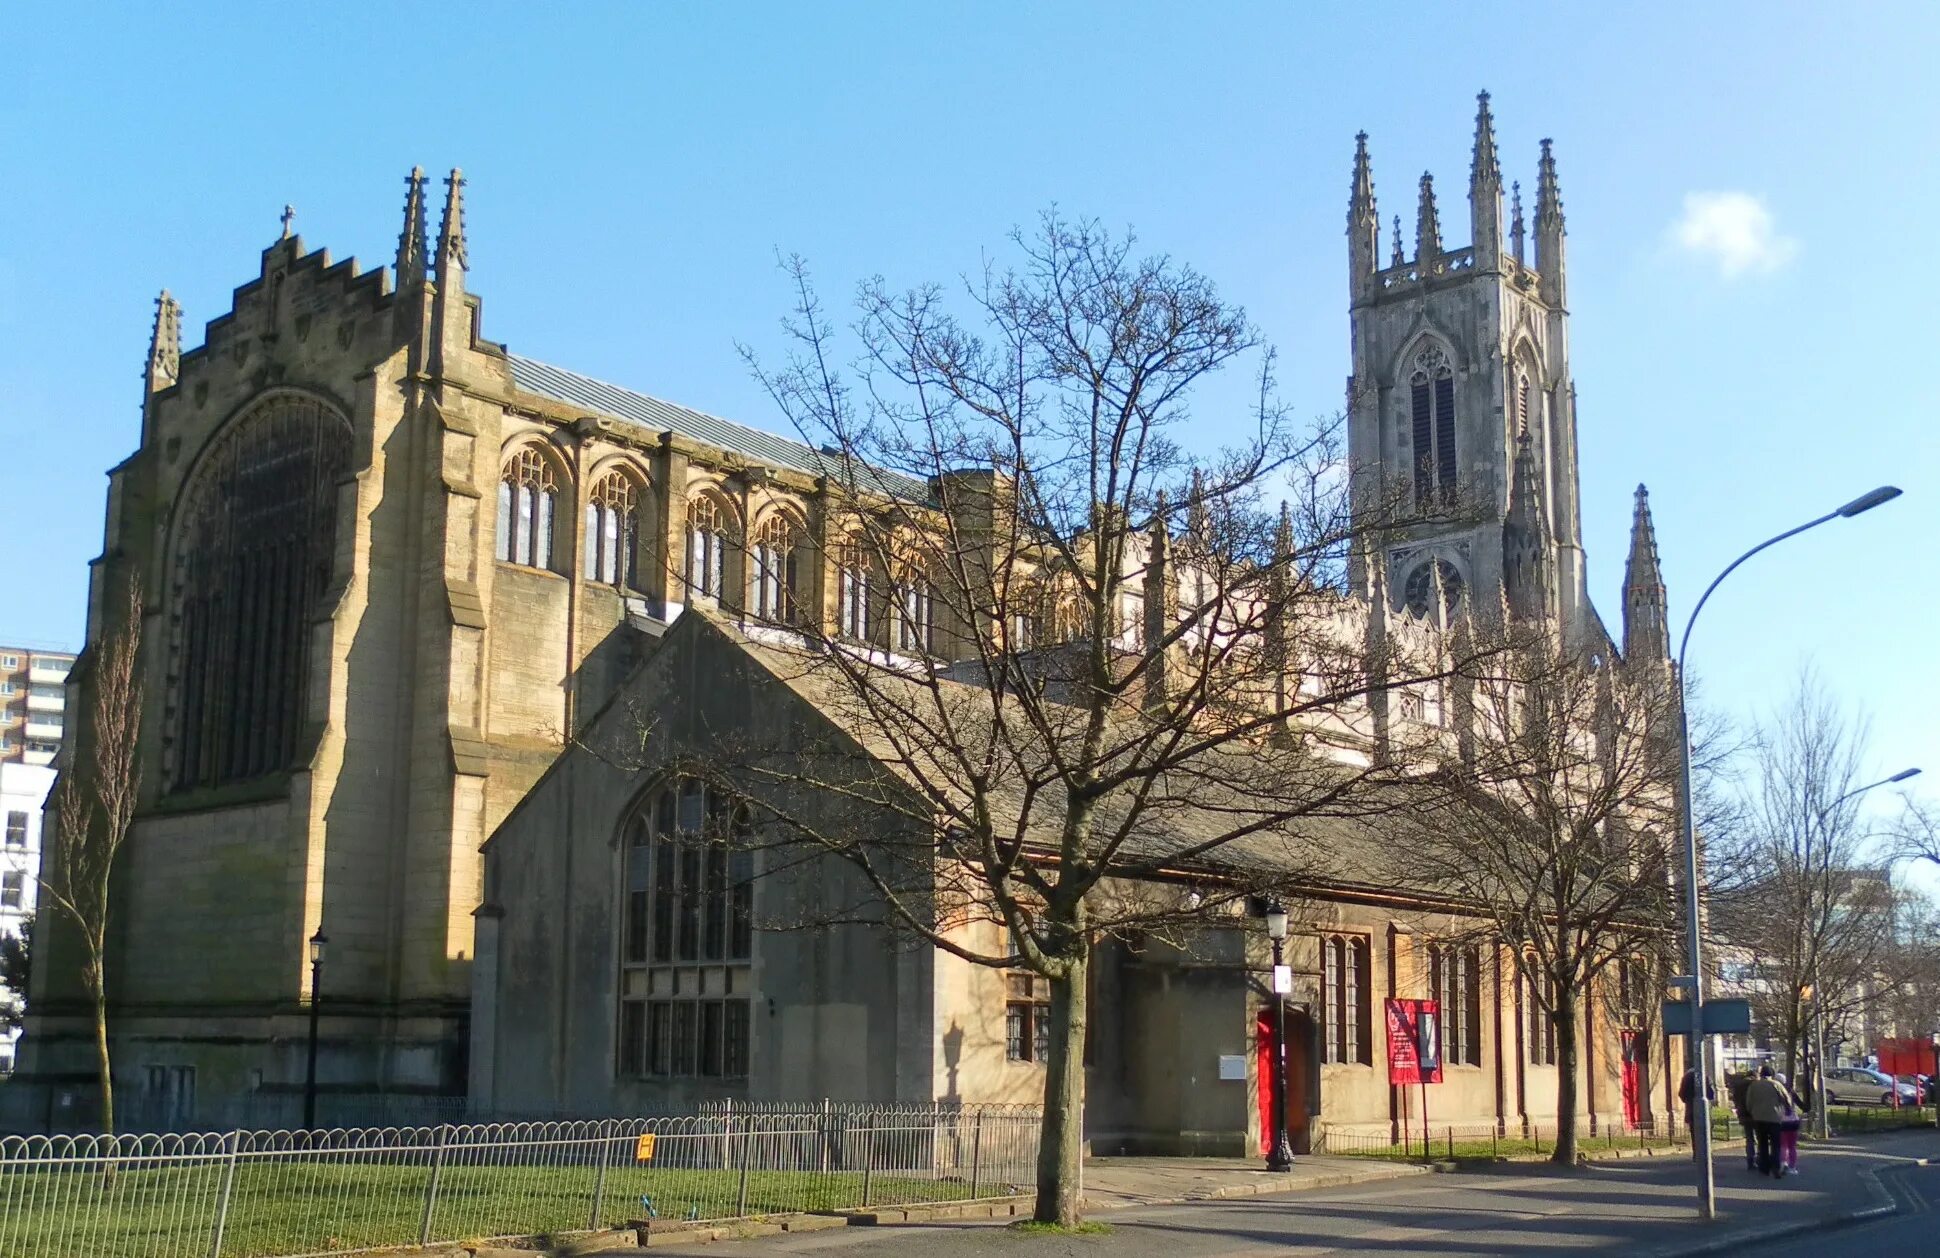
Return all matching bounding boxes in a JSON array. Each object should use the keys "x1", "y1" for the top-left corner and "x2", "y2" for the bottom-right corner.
[
  {"x1": 749, "y1": 514, "x2": 801, "y2": 623},
  {"x1": 585, "y1": 470, "x2": 642, "y2": 588},
  {"x1": 496, "y1": 446, "x2": 561, "y2": 570},
  {"x1": 686, "y1": 494, "x2": 729, "y2": 600}
]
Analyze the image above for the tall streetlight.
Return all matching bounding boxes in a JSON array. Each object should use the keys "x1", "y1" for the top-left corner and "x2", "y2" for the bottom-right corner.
[
  {"x1": 1263, "y1": 903, "x2": 1296, "y2": 1172},
  {"x1": 1675, "y1": 485, "x2": 1901, "y2": 1220},
  {"x1": 1808, "y1": 767, "x2": 1920, "y2": 1139},
  {"x1": 304, "y1": 926, "x2": 328, "y2": 1131}
]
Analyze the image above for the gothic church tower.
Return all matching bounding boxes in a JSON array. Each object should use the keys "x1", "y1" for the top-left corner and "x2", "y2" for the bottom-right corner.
[{"x1": 1346, "y1": 94, "x2": 1589, "y2": 639}]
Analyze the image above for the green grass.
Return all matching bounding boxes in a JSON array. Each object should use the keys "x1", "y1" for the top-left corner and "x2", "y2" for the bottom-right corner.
[
  {"x1": 1009, "y1": 1219, "x2": 1112, "y2": 1235},
  {"x1": 0, "y1": 1158, "x2": 1003, "y2": 1258}
]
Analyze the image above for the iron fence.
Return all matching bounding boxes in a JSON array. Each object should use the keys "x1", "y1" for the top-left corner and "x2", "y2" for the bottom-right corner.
[
  {"x1": 0, "y1": 1106, "x2": 1041, "y2": 1258},
  {"x1": 1318, "y1": 1113, "x2": 1692, "y2": 1160}
]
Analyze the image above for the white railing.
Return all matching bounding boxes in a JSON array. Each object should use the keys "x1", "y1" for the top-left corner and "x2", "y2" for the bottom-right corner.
[{"x1": 0, "y1": 1105, "x2": 1041, "y2": 1258}]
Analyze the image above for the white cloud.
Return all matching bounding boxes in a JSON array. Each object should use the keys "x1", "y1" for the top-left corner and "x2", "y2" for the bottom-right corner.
[{"x1": 1670, "y1": 191, "x2": 1799, "y2": 279}]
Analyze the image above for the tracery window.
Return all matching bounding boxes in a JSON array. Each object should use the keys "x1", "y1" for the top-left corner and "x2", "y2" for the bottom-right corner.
[
  {"x1": 836, "y1": 551, "x2": 874, "y2": 641},
  {"x1": 749, "y1": 514, "x2": 801, "y2": 623},
  {"x1": 1408, "y1": 342, "x2": 1458, "y2": 509},
  {"x1": 585, "y1": 470, "x2": 642, "y2": 588},
  {"x1": 1403, "y1": 558, "x2": 1465, "y2": 619},
  {"x1": 167, "y1": 392, "x2": 350, "y2": 792},
  {"x1": 496, "y1": 446, "x2": 560, "y2": 570},
  {"x1": 1430, "y1": 943, "x2": 1483, "y2": 1067},
  {"x1": 895, "y1": 569, "x2": 934, "y2": 654},
  {"x1": 1321, "y1": 934, "x2": 1371, "y2": 1065},
  {"x1": 618, "y1": 778, "x2": 755, "y2": 1080},
  {"x1": 686, "y1": 494, "x2": 729, "y2": 600}
]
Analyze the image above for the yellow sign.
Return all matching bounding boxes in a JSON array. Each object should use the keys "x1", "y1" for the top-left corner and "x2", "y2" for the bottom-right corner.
[{"x1": 634, "y1": 1133, "x2": 657, "y2": 1162}]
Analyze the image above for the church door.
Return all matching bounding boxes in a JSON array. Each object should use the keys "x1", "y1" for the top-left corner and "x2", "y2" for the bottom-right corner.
[
  {"x1": 1256, "y1": 1008, "x2": 1313, "y2": 1155},
  {"x1": 1619, "y1": 1030, "x2": 1644, "y2": 1127}
]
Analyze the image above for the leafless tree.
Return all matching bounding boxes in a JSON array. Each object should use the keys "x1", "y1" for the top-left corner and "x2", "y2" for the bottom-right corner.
[
  {"x1": 685, "y1": 214, "x2": 1490, "y2": 1224},
  {"x1": 1375, "y1": 622, "x2": 1684, "y2": 1165},
  {"x1": 1710, "y1": 672, "x2": 1902, "y2": 1097},
  {"x1": 40, "y1": 576, "x2": 144, "y2": 1134}
]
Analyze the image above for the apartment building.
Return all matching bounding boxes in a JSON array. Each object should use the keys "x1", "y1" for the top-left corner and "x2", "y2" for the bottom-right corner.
[
  {"x1": 0, "y1": 648, "x2": 74, "y2": 768},
  {"x1": 1, "y1": 761, "x2": 53, "y2": 1073}
]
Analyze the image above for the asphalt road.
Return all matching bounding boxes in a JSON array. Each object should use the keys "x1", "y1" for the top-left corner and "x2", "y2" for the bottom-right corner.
[{"x1": 1763, "y1": 1163, "x2": 1940, "y2": 1256}]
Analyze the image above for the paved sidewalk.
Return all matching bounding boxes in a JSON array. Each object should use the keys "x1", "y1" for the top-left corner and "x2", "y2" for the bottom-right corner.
[{"x1": 1078, "y1": 1153, "x2": 1430, "y2": 1209}]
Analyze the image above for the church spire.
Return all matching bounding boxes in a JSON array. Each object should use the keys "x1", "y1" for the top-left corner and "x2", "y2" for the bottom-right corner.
[
  {"x1": 145, "y1": 289, "x2": 181, "y2": 395},
  {"x1": 1622, "y1": 484, "x2": 1670, "y2": 662},
  {"x1": 1186, "y1": 468, "x2": 1209, "y2": 540},
  {"x1": 1535, "y1": 139, "x2": 1567, "y2": 303},
  {"x1": 1510, "y1": 181, "x2": 1526, "y2": 266},
  {"x1": 1349, "y1": 131, "x2": 1380, "y2": 298},
  {"x1": 436, "y1": 167, "x2": 468, "y2": 281},
  {"x1": 1501, "y1": 427, "x2": 1552, "y2": 623},
  {"x1": 1415, "y1": 172, "x2": 1442, "y2": 262},
  {"x1": 396, "y1": 165, "x2": 429, "y2": 290},
  {"x1": 1391, "y1": 215, "x2": 1405, "y2": 270},
  {"x1": 1469, "y1": 91, "x2": 1502, "y2": 269}
]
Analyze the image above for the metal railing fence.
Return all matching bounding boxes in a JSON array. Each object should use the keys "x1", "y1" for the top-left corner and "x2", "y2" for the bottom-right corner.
[{"x1": 0, "y1": 1107, "x2": 1041, "y2": 1258}]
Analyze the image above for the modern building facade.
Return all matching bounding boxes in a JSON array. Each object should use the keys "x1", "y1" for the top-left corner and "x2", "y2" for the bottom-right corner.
[
  {"x1": 1, "y1": 761, "x2": 54, "y2": 1074},
  {"x1": 26, "y1": 95, "x2": 1682, "y2": 1143},
  {"x1": 0, "y1": 648, "x2": 74, "y2": 768}
]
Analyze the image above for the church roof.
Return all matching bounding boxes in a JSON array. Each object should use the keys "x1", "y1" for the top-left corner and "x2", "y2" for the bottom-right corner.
[{"x1": 507, "y1": 354, "x2": 930, "y2": 501}]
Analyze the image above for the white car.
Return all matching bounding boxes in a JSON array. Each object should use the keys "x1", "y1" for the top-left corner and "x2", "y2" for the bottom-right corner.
[{"x1": 1823, "y1": 1066, "x2": 1920, "y2": 1106}]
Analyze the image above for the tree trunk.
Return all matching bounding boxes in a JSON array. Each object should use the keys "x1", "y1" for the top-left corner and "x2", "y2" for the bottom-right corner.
[
  {"x1": 1033, "y1": 946, "x2": 1088, "y2": 1225},
  {"x1": 1551, "y1": 986, "x2": 1579, "y2": 1166},
  {"x1": 87, "y1": 958, "x2": 113, "y2": 1136}
]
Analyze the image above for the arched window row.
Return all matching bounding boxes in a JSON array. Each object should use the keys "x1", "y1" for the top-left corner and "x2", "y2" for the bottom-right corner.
[
  {"x1": 1408, "y1": 341, "x2": 1457, "y2": 510},
  {"x1": 166, "y1": 392, "x2": 352, "y2": 792}
]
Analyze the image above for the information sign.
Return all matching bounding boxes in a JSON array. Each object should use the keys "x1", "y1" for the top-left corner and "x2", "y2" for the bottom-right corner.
[{"x1": 1386, "y1": 998, "x2": 1443, "y2": 1086}]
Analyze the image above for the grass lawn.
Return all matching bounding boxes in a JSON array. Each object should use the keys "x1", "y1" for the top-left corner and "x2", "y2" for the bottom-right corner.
[{"x1": 0, "y1": 1158, "x2": 1005, "y2": 1258}]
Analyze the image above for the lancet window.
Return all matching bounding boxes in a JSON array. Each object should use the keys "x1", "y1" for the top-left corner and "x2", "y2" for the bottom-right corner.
[
  {"x1": 686, "y1": 493, "x2": 729, "y2": 600},
  {"x1": 750, "y1": 513, "x2": 801, "y2": 622},
  {"x1": 1408, "y1": 342, "x2": 1458, "y2": 509},
  {"x1": 167, "y1": 393, "x2": 351, "y2": 792},
  {"x1": 1321, "y1": 934, "x2": 1372, "y2": 1065},
  {"x1": 1430, "y1": 943, "x2": 1483, "y2": 1067},
  {"x1": 585, "y1": 470, "x2": 642, "y2": 588},
  {"x1": 836, "y1": 550, "x2": 874, "y2": 642},
  {"x1": 497, "y1": 446, "x2": 560, "y2": 570}
]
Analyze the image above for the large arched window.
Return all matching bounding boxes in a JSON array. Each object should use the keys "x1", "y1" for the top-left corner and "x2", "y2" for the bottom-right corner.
[
  {"x1": 617, "y1": 778, "x2": 754, "y2": 1079},
  {"x1": 749, "y1": 513, "x2": 801, "y2": 622},
  {"x1": 836, "y1": 547, "x2": 874, "y2": 642},
  {"x1": 686, "y1": 493, "x2": 730, "y2": 600},
  {"x1": 585, "y1": 469, "x2": 642, "y2": 588},
  {"x1": 496, "y1": 446, "x2": 560, "y2": 569},
  {"x1": 1404, "y1": 558, "x2": 1465, "y2": 619},
  {"x1": 1408, "y1": 342, "x2": 1457, "y2": 509},
  {"x1": 167, "y1": 392, "x2": 351, "y2": 791}
]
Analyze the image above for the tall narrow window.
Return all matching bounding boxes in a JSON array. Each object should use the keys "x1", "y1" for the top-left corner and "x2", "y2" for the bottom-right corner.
[
  {"x1": 1527, "y1": 966, "x2": 1557, "y2": 1066},
  {"x1": 497, "y1": 446, "x2": 560, "y2": 570},
  {"x1": 167, "y1": 392, "x2": 351, "y2": 792},
  {"x1": 1321, "y1": 935, "x2": 1371, "y2": 1065},
  {"x1": 686, "y1": 495, "x2": 728, "y2": 599},
  {"x1": 1407, "y1": 343, "x2": 1457, "y2": 510},
  {"x1": 896, "y1": 570, "x2": 934, "y2": 654},
  {"x1": 585, "y1": 470, "x2": 642, "y2": 588},
  {"x1": 837, "y1": 553, "x2": 874, "y2": 642},
  {"x1": 1005, "y1": 971, "x2": 1053, "y2": 1063},
  {"x1": 1431, "y1": 944, "x2": 1483, "y2": 1067},
  {"x1": 617, "y1": 778, "x2": 756, "y2": 1079},
  {"x1": 750, "y1": 514, "x2": 800, "y2": 622}
]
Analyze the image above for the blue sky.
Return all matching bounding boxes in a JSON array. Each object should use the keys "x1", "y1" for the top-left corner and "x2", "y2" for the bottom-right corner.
[{"x1": 3, "y1": 2, "x2": 1935, "y2": 831}]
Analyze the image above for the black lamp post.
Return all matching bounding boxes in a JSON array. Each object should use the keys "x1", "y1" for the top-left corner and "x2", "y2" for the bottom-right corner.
[
  {"x1": 1264, "y1": 902, "x2": 1295, "y2": 1172},
  {"x1": 304, "y1": 926, "x2": 327, "y2": 1131}
]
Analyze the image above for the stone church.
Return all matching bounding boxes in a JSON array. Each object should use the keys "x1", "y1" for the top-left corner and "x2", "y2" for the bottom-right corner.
[{"x1": 25, "y1": 95, "x2": 1682, "y2": 1150}]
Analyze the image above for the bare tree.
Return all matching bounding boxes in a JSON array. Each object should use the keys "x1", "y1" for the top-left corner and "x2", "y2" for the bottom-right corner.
[
  {"x1": 40, "y1": 576, "x2": 144, "y2": 1134},
  {"x1": 1711, "y1": 672, "x2": 1901, "y2": 1094},
  {"x1": 1376, "y1": 622, "x2": 1684, "y2": 1165},
  {"x1": 698, "y1": 214, "x2": 1486, "y2": 1224}
]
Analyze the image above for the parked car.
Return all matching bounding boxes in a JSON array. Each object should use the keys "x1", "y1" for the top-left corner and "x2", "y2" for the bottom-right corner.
[{"x1": 1823, "y1": 1066, "x2": 1921, "y2": 1106}]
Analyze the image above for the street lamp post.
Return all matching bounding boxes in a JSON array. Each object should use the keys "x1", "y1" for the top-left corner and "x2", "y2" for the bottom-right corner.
[
  {"x1": 304, "y1": 926, "x2": 328, "y2": 1131},
  {"x1": 1809, "y1": 767, "x2": 1920, "y2": 1140},
  {"x1": 1674, "y1": 485, "x2": 1900, "y2": 1220},
  {"x1": 1264, "y1": 903, "x2": 1295, "y2": 1172}
]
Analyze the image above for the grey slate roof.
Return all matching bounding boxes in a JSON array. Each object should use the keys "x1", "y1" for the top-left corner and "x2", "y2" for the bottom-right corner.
[{"x1": 507, "y1": 354, "x2": 930, "y2": 501}]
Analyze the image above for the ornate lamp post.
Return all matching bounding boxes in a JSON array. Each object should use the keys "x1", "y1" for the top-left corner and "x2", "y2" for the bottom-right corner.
[
  {"x1": 1264, "y1": 903, "x2": 1295, "y2": 1172},
  {"x1": 1674, "y1": 485, "x2": 1900, "y2": 1219},
  {"x1": 304, "y1": 926, "x2": 328, "y2": 1131}
]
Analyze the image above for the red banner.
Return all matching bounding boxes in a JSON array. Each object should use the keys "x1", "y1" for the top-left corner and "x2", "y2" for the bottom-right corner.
[
  {"x1": 1387, "y1": 997, "x2": 1443, "y2": 1086},
  {"x1": 1877, "y1": 1037, "x2": 1938, "y2": 1079}
]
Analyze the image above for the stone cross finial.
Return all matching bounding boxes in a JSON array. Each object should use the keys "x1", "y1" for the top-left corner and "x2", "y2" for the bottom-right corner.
[{"x1": 281, "y1": 205, "x2": 296, "y2": 239}]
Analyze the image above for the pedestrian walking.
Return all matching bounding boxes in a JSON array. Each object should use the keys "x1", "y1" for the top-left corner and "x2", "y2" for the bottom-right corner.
[
  {"x1": 1679, "y1": 1067, "x2": 1715, "y2": 1159},
  {"x1": 1746, "y1": 1064, "x2": 1796, "y2": 1179},
  {"x1": 1727, "y1": 1070, "x2": 1756, "y2": 1170}
]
